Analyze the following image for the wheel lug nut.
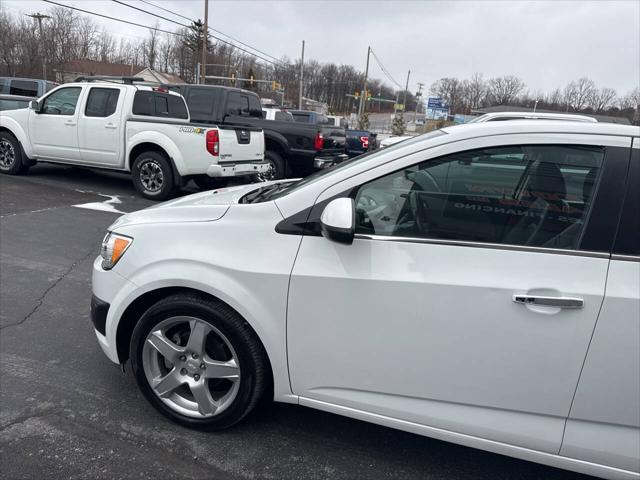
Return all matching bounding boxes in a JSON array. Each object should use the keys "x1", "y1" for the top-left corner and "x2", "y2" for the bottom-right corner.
[
  {"x1": 200, "y1": 363, "x2": 205, "y2": 369},
  {"x1": 194, "y1": 374, "x2": 200, "y2": 381},
  {"x1": 180, "y1": 368, "x2": 187, "y2": 375},
  {"x1": 179, "y1": 355, "x2": 186, "y2": 362},
  {"x1": 192, "y1": 353, "x2": 199, "y2": 359}
]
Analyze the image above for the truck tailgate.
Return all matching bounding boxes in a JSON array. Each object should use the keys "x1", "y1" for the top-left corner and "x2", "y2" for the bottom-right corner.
[
  {"x1": 320, "y1": 126, "x2": 346, "y2": 153},
  {"x1": 217, "y1": 125, "x2": 264, "y2": 164}
]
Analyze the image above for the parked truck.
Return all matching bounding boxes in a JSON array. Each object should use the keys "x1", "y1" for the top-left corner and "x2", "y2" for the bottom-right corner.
[
  {"x1": 168, "y1": 85, "x2": 348, "y2": 180},
  {"x1": 293, "y1": 110, "x2": 378, "y2": 158},
  {"x1": 0, "y1": 77, "x2": 267, "y2": 200}
]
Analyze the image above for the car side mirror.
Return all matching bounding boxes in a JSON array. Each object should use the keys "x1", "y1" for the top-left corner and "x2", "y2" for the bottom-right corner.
[
  {"x1": 28, "y1": 100, "x2": 40, "y2": 112},
  {"x1": 320, "y1": 198, "x2": 355, "y2": 244}
]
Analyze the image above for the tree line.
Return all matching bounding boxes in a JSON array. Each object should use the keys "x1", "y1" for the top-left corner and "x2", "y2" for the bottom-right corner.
[
  {"x1": 430, "y1": 74, "x2": 639, "y2": 123},
  {"x1": 1, "y1": 6, "x2": 637, "y2": 124}
]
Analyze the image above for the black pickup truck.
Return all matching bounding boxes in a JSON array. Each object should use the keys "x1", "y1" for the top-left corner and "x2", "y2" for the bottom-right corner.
[{"x1": 168, "y1": 85, "x2": 347, "y2": 180}]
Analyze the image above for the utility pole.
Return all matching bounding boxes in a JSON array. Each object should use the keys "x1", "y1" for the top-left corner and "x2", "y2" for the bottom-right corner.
[
  {"x1": 414, "y1": 82, "x2": 424, "y2": 122},
  {"x1": 402, "y1": 70, "x2": 411, "y2": 110},
  {"x1": 26, "y1": 13, "x2": 51, "y2": 80},
  {"x1": 298, "y1": 40, "x2": 305, "y2": 109},
  {"x1": 200, "y1": 0, "x2": 209, "y2": 84},
  {"x1": 358, "y1": 46, "x2": 371, "y2": 117}
]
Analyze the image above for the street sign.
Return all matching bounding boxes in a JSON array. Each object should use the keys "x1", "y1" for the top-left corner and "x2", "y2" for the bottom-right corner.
[{"x1": 427, "y1": 97, "x2": 444, "y2": 109}]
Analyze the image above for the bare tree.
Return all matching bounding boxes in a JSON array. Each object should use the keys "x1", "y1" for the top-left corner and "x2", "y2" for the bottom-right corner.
[
  {"x1": 430, "y1": 77, "x2": 463, "y2": 113},
  {"x1": 487, "y1": 75, "x2": 525, "y2": 105},
  {"x1": 563, "y1": 77, "x2": 596, "y2": 111},
  {"x1": 589, "y1": 87, "x2": 617, "y2": 112},
  {"x1": 463, "y1": 72, "x2": 486, "y2": 110},
  {"x1": 145, "y1": 23, "x2": 159, "y2": 70}
]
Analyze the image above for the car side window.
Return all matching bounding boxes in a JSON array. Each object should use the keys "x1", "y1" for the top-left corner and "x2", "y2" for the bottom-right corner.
[
  {"x1": 247, "y1": 94, "x2": 263, "y2": 118},
  {"x1": 227, "y1": 92, "x2": 250, "y2": 116},
  {"x1": 10, "y1": 80, "x2": 38, "y2": 97},
  {"x1": 85, "y1": 88, "x2": 120, "y2": 117},
  {"x1": 41, "y1": 87, "x2": 82, "y2": 115},
  {"x1": 354, "y1": 144, "x2": 605, "y2": 250}
]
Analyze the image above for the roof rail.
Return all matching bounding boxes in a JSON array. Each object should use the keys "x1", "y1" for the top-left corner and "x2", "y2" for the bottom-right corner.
[{"x1": 73, "y1": 76, "x2": 145, "y2": 84}]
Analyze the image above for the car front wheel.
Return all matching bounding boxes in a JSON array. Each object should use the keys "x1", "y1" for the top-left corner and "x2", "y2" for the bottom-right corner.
[{"x1": 130, "y1": 294, "x2": 270, "y2": 430}]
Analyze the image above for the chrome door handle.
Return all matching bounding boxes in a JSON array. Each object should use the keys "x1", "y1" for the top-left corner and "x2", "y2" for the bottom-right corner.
[
  {"x1": 513, "y1": 295, "x2": 584, "y2": 309},
  {"x1": 64, "y1": 121, "x2": 76, "y2": 126},
  {"x1": 105, "y1": 123, "x2": 117, "y2": 129}
]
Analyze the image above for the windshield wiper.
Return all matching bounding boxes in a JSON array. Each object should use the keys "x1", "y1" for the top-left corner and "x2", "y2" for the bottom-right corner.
[{"x1": 240, "y1": 182, "x2": 293, "y2": 204}]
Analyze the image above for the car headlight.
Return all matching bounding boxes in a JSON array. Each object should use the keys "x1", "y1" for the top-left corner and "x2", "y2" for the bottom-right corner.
[{"x1": 101, "y1": 232, "x2": 132, "y2": 270}]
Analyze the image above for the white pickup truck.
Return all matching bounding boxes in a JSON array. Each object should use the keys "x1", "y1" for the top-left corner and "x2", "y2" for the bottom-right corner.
[{"x1": 0, "y1": 78, "x2": 268, "y2": 199}]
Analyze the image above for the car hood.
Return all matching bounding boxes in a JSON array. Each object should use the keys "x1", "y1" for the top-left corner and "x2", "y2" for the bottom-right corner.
[{"x1": 109, "y1": 181, "x2": 283, "y2": 230}]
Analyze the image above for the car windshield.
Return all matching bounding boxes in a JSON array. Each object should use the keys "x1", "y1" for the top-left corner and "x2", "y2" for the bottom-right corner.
[{"x1": 265, "y1": 129, "x2": 448, "y2": 201}]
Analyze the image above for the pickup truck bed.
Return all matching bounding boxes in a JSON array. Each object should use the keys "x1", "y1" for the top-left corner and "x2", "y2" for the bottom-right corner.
[{"x1": 168, "y1": 85, "x2": 348, "y2": 180}]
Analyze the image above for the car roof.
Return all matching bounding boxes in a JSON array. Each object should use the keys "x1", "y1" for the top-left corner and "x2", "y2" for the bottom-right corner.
[
  {"x1": 442, "y1": 120, "x2": 639, "y2": 139},
  {"x1": 476, "y1": 112, "x2": 597, "y2": 122},
  {"x1": 59, "y1": 82, "x2": 183, "y2": 97}
]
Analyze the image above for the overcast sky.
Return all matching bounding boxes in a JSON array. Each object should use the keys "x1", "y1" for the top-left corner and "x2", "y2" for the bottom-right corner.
[{"x1": 4, "y1": 0, "x2": 639, "y2": 95}]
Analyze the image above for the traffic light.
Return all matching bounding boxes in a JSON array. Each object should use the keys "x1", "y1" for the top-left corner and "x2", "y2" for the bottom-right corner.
[
  {"x1": 367, "y1": 91, "x2": 372, "y2": 101},
  {"x1": 272, "y1": 81, "x2": 277, "y2": 91},
  {"x1": 230, "y1": 73, "x2": 236, "y2": 83},
  {"x1": 354, "y1": 91, "x2": 360, "y2": 99},
  {"x1": 250, "y1": 75, "x2": 254, "y2": 86}
]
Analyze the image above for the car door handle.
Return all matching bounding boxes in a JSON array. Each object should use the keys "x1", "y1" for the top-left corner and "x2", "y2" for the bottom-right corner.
[
  {"x1": 64, "y1": 121, "x2": 77, "y2": 126},
  {"x1": 105, "y1": 123, "x2": 117, "y2": 129},
  {"x1": 513, "y1": 295, "x2": 584, "y2": 309}
]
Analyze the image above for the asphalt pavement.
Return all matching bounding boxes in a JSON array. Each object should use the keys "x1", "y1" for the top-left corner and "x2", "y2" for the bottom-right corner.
[{"x1": 0, "y1": 164, "x2": 595, "y2": 480}]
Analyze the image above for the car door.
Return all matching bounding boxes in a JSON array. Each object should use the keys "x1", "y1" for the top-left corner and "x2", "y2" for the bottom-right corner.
[
  {"x1": 560, "y1": 140, "x2": 639, "y2": 474},
  {"x1": 287, "y1": 133, "x2": 631, "y2": 454},
  {"x1": 28, "y1": 86, "x2": 83, "y2": 161},
  {"x1": 78, "y1": 86, "x2": 125, "y2": 166}
]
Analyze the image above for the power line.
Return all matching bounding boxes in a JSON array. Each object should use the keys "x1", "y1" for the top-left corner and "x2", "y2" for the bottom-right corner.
[
  {"x1": 137, "y1": 0, "x2": 283, "y2": 63},
  {"x1": 42, "y1": 0, "x2": 187, "y2": 37},
  {"x1": 42, "y1": 0, "x2": 283, "y2": 68},
  {"x1": 112, "y1": 0, "x2": 284, "y2": 67},
  {"x1": 137, "y1": 0, "x2": 192, "y2": 22},
  {"x1": 112, "y1": 0, "x2": 189, "y2": 28},
  {"x1": 370, "y1": 48, "x2": 403, "y2": 89}
]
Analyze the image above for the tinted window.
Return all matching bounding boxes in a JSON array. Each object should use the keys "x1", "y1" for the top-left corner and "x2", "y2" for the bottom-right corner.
[
  {"x1": 155, "y1": 95, "x2": 169, "y2": 115},
  {"x1": 85, "y1": 88, "x2": 120, "y2": 117},
  {"x1": 0, "y1": 98, "x2": 30, "y2": 111},
  {"x1": 355, "y1": 144, "x2": 605, "y2": 250},
  {"x1": 167, "y1": 95, "x2": 188, "y2": 119},
  {"x1": 247, "y1": 94, "x2": 263, "y2": 118},
  {"x1": 187, "y1": 89, "x2": 215, "y2": 119},
  {"x1": 132, "y1": 91, "x2": 188, "y2": 119},
  {"x1": 613, "y1": 150, "x2": 639, "y2": 256},
  {"x1": 10, "y1": 80, "x2": 38, "y2": 97},
  {"x1": 227, "y1": 92, "x2": 250, "y2": 116},
  {"x1": 41, "y1": 87, "x2": 81, "y2": 115}
]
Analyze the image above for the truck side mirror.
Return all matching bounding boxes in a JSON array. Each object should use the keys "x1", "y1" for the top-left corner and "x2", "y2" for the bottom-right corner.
[
  {"x1": 320, "y1": 198, "x2": 355, "y2": 245},
  {"x1": 28, "y1": 100, "x2": 40, "y2": 112}
]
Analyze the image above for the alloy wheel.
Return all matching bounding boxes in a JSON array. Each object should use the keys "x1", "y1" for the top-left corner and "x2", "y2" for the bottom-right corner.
[
  {"x1": 0, "y1": 139, "x2": 16, "y2": 170},
  {"x1": 142, "y1": 316, "x2": 241, "y2": 418},
  {"x1": 139, "y1": 160, "x2": 164, "y2": 192}
]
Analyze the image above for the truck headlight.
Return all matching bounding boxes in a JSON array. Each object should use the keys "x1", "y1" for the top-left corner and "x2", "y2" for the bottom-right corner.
[{"x1": 101, "y1": 232, "x2": 132, "y2": 270}]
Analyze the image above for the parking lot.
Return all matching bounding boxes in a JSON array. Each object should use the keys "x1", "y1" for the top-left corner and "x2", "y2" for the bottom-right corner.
[{"x1": 0, "y1": 165, "x2": 597, "y2": 480}]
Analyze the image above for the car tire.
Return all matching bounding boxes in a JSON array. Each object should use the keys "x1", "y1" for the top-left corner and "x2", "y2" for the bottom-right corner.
[
  {"x1": 260, "y1": 150, "x2": 285, "y2": 181},
  {"x1": 130, "y1": 293, "x2": 270, "y2": 431},
  {"x1": 131, "y1": 151, "x2": 175, "y2": 201},
  {"x1": 0, "y1": 131, "x2": 29, "y2": 175},
  {"x1": 193, "y1": 176, "x2": 229, "y2": 191}
]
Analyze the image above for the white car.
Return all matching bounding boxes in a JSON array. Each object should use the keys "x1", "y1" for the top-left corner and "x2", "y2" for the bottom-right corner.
[
  {"x1": 261, "y1": 107, "x2": 294, "y2": 122},
  {"x1": 0, "y1": 77, "x2": 267, "y2": 199},
  {"x1": 92, "y1": 121, "x2": 639, "y2": 479},
  {"x1": 379, "y1": 135, "x2": 414, "y2": 148}
]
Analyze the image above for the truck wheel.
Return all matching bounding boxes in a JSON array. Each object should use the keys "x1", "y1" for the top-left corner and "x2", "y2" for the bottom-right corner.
[
  {"x1": 132, "y1": 151, "x2": 175, "y2": 201},
  {"x1": 0, "y1": 132, "x2": 29, "y2": 175},
  {"x1": 259, "y1": 151, "x2": 285, "y2": 181},
  {"x1": 193, "y1": 176, "x2": 228, "y2": 191}
]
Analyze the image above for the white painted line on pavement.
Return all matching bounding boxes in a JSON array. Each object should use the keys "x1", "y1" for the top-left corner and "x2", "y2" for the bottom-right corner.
[{"x1": 73, "y1": 194, "x2": 125, "y2": 214}]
